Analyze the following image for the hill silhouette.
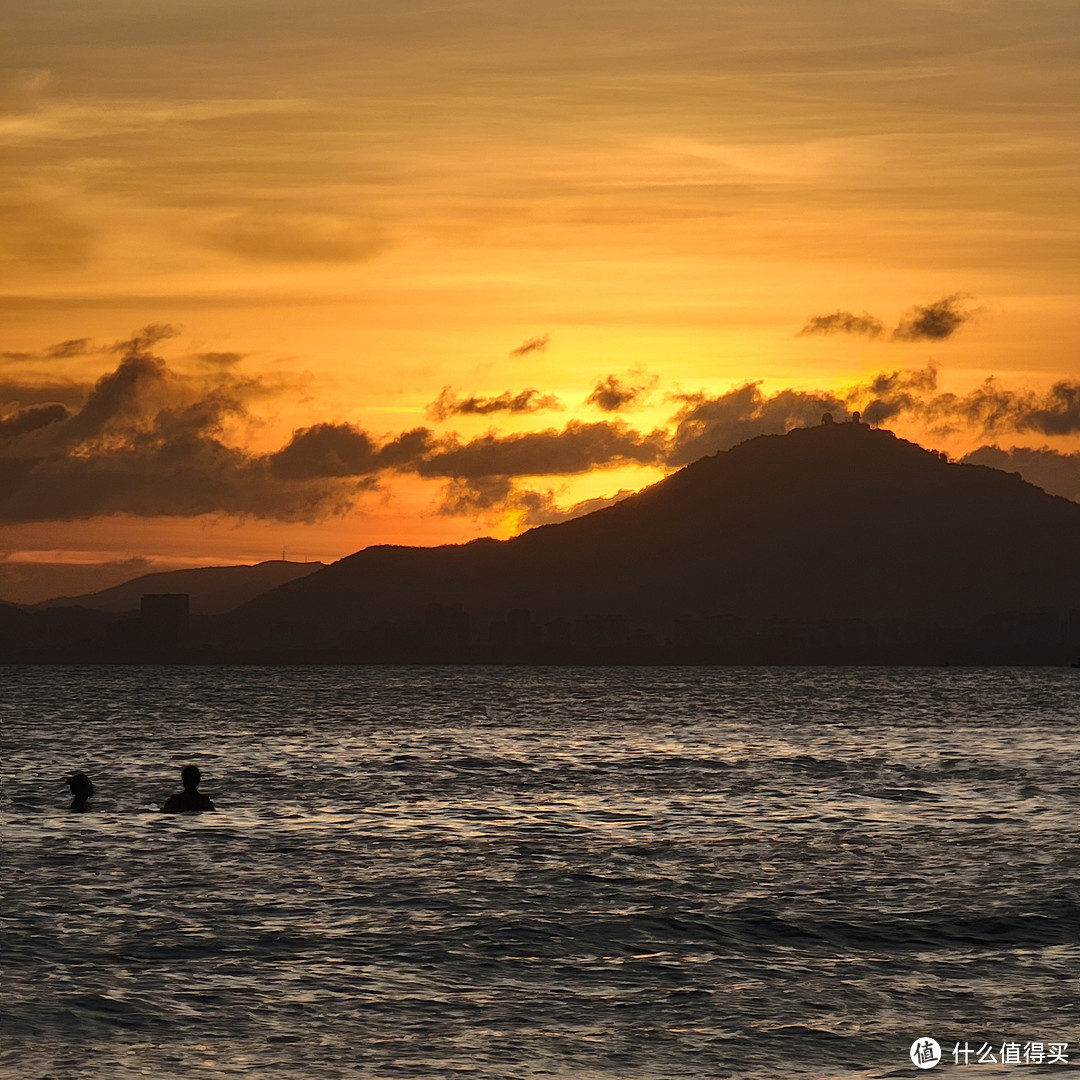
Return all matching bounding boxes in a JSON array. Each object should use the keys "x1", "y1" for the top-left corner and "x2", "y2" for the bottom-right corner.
[
  {"x1": 5, "y1": 420, "x2": 1079, "y2": 663},
  {"x1": 217, "y1": 420, "x2": 1080, "y2": 664},
  {"x1": 30, "y1": 559, "x2": 324, "y2": 615}
]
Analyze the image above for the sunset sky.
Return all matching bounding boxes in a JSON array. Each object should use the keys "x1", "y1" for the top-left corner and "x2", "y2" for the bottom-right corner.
[{"x1": 3, "y1": 0, "x2": 1078, "y2": 602}]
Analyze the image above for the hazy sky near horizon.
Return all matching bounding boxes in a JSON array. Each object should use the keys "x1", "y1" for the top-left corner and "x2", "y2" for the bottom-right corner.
[{"x1": 2, "y1": 0, "x2": 1079, "y2": 601}]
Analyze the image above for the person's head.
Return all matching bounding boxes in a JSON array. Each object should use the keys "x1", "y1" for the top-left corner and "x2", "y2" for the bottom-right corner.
[
  {"x1": 68, "y1": 772, "x2": 94, "y2": 805},
  {"x1": 181, "y1": 765, "x2": 201, "y2": 792}
]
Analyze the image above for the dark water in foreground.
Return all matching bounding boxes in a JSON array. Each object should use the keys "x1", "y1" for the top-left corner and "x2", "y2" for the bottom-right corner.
[{"x1": 1, "y1": 666, "x2": 1077, "y2": 1080}]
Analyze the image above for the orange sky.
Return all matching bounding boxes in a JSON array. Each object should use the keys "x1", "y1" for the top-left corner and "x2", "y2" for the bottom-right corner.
[{"x1": 2, "y1": 0, "x2": 1079, "y2": 602}]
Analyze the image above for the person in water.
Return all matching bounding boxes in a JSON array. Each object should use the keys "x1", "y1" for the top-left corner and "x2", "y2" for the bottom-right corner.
[
  {"x1": 68, "y1": 772, "x2": 94, "y2": 811},
  {"x1": 162, "y1": 765, "x2": 217, "y2": 812}
]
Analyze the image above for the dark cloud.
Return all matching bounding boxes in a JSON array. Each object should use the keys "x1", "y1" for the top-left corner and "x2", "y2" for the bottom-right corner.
[
  {"x1": 0, "y1": 379, "x2": 87, "y2": 411},
  {"x1": 853, "y1": 363, "x2": 941, "y2": 427},
  {"x1": 420, "y1": 420, "x2": 666, "y2": 480},
  {"x1": 798, "y1": 311, "x2": 884, "y2": 338},
  {"x1": 435, "y1": 478, "x2": 633, "y2": 526},
  {"x1": 269, "y1": 423, "x2": 437, "y2": 480},
  {"x1": 798, "y1": 295, "x2": 976, "y2": 342},
  {"x1": 270, "y1": 423, "x2": 379, "y2": 480},
  {"x1": 0, "y1": 439, "x2": 357, "y2": 524},
  {"x1": 426, "y1": 386, "x2": 561, "y2": 421},
  {"x1": 849, "y1": 365, "x2": 1080, "y2": 437},
  {"x1": 5, "y1": 324, "x2": 1076, "y2": 527},
  {"x1": 927, "y1": 379, "x2": 1080, "y2": 437},
  {"x1": 437, "y1": 475, "x2": 515, "y2": 517},
  {"x1": 60, "y1": 351, "x2": 171, "y2": 444},
  {"x1": 666, "y1": 383, "x2": 847, "y2": 467},
  {"x1": 110, "y1": 324, "x2": 179, "y2": 355},
  {"x1": 0, "y1": 328, "x2": 665, "y2": 524},
  {"x1": 0, "y1": 403, "x2": 70, "y2": 439},
  {"x1": 0, "y1": 326, "x2": 358, "y2": 523},
  {"x1": 517, "y1": 489, "x2": 634, "y2": 529},
  {"x1": 3, "y1": 337, "x2": 93, "y2": 364},
  {"x1": 892, "y1": 294, "x2": 974, "y2": 341},
  {"x1": 961, "y1": 446, "x2": 1080, "y2": 503},
  {"x1": 585, "y1": 375, "x2": 654, "y2": 412},
  {"x1": 45, "y1": 338, "x2": 92, "y2": 359},
  {"x1": 509, "y1": 334, "x2": 550, "y2": 357}
]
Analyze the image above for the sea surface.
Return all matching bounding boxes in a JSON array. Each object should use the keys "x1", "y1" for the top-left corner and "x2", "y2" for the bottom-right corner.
[{"x1": 1, "y1": 666, "x2": 1077, "y2": 1080}]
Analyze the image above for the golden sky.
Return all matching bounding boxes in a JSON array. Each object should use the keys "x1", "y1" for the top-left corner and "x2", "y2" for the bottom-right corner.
[{"x1": 2, "y1": 0, "x2": 1079, "y2": 601}]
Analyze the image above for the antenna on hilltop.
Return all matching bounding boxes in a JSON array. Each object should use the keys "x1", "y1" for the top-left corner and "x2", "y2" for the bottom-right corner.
[{"x1": 282, "y1": 547, "x2": 286, "y2": 562}]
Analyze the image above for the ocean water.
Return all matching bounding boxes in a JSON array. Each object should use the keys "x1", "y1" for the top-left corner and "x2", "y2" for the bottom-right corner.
[{"x1": 1, "y1": 666, "x2": 1077, "y2": 1080}]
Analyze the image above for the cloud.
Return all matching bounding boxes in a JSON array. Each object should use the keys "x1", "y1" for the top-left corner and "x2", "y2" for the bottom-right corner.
[
  {"x1": 270, "y1": 422, "x2": 379, "y2": 480},
  {"x1": 931, "y1": 379, "x2": 1080, "y2": 437},
  {"x1": 666, "y1": 382, "x2": 847, "y2": 466},
  {"x1": 206, "y1": 212, "x2": 383, "y2": 263},
  {"x1": 850, "y1": 364, "x2": 1080, "y2": 437},
  {"x1": 516, "y1": 488, "x2": 635, "y2": 528},
  {"x1": 269, "y1": 423, "x2": 436, "y2": 480},
  {"x1": 0, "y1": 402, "x2": 70, "y2": 439},
  {"x1": 3, "y1": 337, "x2": 93, "y2": 363},
  {"x1": 585, "y1": 374, "x2": 655, "y2": 412},
  {"x1": 5, "y1": 325, "x2": 1077, "y2": 526},
  {"x1": 195, "y1": 351, "x2": 245, "y2": 368},
  {"x1": 0, "y1": 379, "x2": 88, "y2": 410},
  {"x1": 798, "y1": 311, "x2": 885, "y2": 337},
  {"x1": 435, "y1": 478, "x2": 634, "y2": 527},
  {"x1": 892, "y1": 294, "x2": 974, "y2": 341},
  {"x1": 59, "y1": 348, "x2": 172, "y2": 445},
  {"x1": 509, "y1": 334, "x2": 550, "y2": 357},
  {"x1": 798, "y1": 295, "x2": 976, "y2": 342},
  {"x1": 419, "y1": 420, "x2": 667, "y2": 480},
  {"x1": 426, "y1": 386, "x2": 562, "y2": 421},
  {"x1": 0, "y1": 326, "x2": 360, "y2": 523},
  {"x1": 433, "y1": 476, "x2": 566, "y2": 531},
  {"x1": 110, "y1": 324, "x2": 179, "y2": 355},
  {"x1": 961, "y1": 446, "x2": 1080, "y2": 502},
  {"x1": 44, "y1": 338, "x2": 91, "y2": 359},
  {"x1": 436, "y1": 475, "x2": 515, "y2": 517},
  {"x1": 853, "y1": 363, "x2": 942, "y2": 427}
]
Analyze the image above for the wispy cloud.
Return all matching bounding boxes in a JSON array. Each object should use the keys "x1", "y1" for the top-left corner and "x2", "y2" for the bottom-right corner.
[
  {"x1": 426, "y1": 386, "x2": 562, "y2": 421},
  {"x1": 798, "y1": 311, "x2": 884, "y2": 337},
  {"x1": 798, "y1": 295, "x2": 977, "y2": 342},
  {"x1": 509, "y1": 334, "x2": 550, "y2": 358},
  {"x1": 206, "y1": 212, "x2": 383, "y2": 264},
  {"x1": 0, "y1": 97, "x2": 308, "y2": 143}
]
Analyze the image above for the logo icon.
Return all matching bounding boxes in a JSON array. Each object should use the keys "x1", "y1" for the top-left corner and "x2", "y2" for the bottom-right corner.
[{"x1": 911, "y1": 1038, "x2": 942, "y2": 1069}]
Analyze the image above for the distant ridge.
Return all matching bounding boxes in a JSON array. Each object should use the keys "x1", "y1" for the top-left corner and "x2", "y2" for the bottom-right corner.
[
  {"x1": 6, "y1": 422, "x2": 1080, "y2": 663},
  {"x1": 31, "y1": 560, "x2": 325, "y2": 616}
]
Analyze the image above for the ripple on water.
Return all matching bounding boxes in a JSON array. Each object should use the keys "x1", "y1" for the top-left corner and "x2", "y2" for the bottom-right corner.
[{"x1": 2, "y1": 665, "x2": 1078, "y2": 1080}]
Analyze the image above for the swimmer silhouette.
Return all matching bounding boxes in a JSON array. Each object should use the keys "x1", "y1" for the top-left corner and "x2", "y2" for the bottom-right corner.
[
  {"x1": 162, "y1": 765, "x2": 217, "y2": 812},
  {"x1": 68, "y1": 772, "x2": 94, "y2": 812}
]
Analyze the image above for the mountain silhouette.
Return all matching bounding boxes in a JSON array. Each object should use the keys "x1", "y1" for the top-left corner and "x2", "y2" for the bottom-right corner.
[
  {"x1": 216, "y1": 420, "x2": 1080, "y2": 664},
  {"x1": 30, "y1": 560, "x2": 325, "y2": 615}
]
